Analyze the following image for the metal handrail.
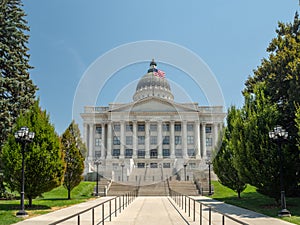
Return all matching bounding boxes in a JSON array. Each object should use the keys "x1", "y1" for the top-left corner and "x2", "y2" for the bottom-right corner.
[
  {"x1": 49, "y1": 189, "x2": 138, "y2": 225},
  {"x1": 169, "y1": 189, "x2": 248, "y2": 225}
]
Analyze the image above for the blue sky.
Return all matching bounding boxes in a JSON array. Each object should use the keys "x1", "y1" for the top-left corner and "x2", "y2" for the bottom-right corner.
[{"x1": 23, "y1": 1, "x2": 299, "y2": 134}]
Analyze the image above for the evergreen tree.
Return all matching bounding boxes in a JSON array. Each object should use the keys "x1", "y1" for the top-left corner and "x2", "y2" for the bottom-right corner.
[
  {"x1": 244, "y1": 13, "x2": 300, "y2": 187},
  {"x1": 61, "y1": 121, "x2": 85, "y2": 199},
  {"x1": 1, "y1": 100, "x2": 65, "y2": 206},
  {"x1": 0, "y1": 0, "x2": 37, "y2": 148},
  {"x1": 213, "y1": 106, "x2": 246, "y2": 198},
  {"x1": 233, "y1": 85, "x2": 283, "y2": 200}
]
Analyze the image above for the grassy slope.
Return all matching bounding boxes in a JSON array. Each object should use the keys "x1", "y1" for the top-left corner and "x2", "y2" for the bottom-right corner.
[
  {"x1": 0, "y1": 181, "x2": 95, "y2": 225},
  {"x1": 212, "y1": 181, "x2": 300, "y2": 225}
]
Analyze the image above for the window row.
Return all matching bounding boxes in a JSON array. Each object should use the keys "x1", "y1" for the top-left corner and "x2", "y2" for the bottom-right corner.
[
  {"x1": 95, "y1": 124, "x2": 213, "y2": 134},
  {"x1": 95, "y1": 137, "x2": 213, "y2": 146}
]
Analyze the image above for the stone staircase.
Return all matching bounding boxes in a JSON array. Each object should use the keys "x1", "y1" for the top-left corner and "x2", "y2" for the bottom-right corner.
[
  {"x1": 107, "y1": 182, "x2": 137, "y2": 196},
  {"x1": 138, "y1": 181, "x2": 168, "y2": 196},
  {"x1": 168, "y1": 180, "x2": 199, "y2": 196}
]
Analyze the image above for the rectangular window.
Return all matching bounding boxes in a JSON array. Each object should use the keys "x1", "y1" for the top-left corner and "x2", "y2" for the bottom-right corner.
[
  {"x1": 138, "y1": 136, "x2": 145, "y2": 145},
  {"x1": 187, "y1": 136, "x2": 194, "y2": 144},
  {"x1": 138, "y1": 124, "x2": 145, "y2": 132},
  {"x1": 114, "y1": 124, "x2": 120, "y2": 132},
  {"x1": 125, "y1": 149, "x2": 133, "y2": 158},
  {"x1": 163, "y1": 123, "x2": 170, "y2": 131},
  {"x1": 175, "y1": 149, "x2": 183, "y2": 158},
  {"x1": 206, "y1": 137, "x2": 213, "y2": 146},
  {"x1": 175, "y1": 124, "x2": 181, "y2": 131},
  {"x1": 187, "y1": 124, "x2": 194, "y2": 131},
  {"x1": 126, "y1": 136, "x2": 133, "y2": 145},
  {"x1": 137, "y1": 149, "x2": 145, "y2": 158},
  {"x1": 96, "y1": 126, "x2": 102, "y2": 134},
  {"x1": 126, "y1": 124, "x2": 133, "y2": 132},
  {"x1": 175, "y1": 136, "x2": 182, "y2": 145},
  {"x1": 95, "y1": 138, "x2": 101, "y2": 146},
  {"x1": 163, "y1": 163, "x2": 171, "y2": 168},
  {"x1": 112, "y1": 149, "x2": 120, "y2": 158},
  {"x1": 150, "y1": 124, "x2": 157, "y2": 131},
  {"x1": 189, "y1": 163, "x2": 196, "y2": 168},
  {"x1": 206, "y1": 126, "x2": 212, "y2": 133},
  {"x1": 188, "y1": 149, "x2": 195, "y2": 157},
  {"x1": 113, "y1": 136, "x2": 120, "y2": 145},
  {"x1": 150, "y1": 136, "x2": 157, "y2": 145},
  {"x1": 95, "y1": 151, "x2": 101, "y2": 158},
  {"x1": 163, "y1": 149, "x2": 170, "y2": 158},
  {"x1": 163, "y1": 136, "x2": 170, "y2": 145}
]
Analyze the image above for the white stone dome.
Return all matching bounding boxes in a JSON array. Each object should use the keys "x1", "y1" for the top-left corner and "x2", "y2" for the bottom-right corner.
[{"x1": 133, "y1": 60, "x2": 174, "y2": 101}]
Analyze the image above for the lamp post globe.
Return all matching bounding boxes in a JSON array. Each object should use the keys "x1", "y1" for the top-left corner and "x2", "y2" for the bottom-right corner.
[
  {"x1": 269, "y1": 125, "x2": 291, "y2": 217},
  {"x1": 14, "y1": 126, "x2": 35, "y2": 217}
]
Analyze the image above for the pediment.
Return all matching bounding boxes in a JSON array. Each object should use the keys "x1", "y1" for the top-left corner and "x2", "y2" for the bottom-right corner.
[{"x1": 110, "y1": 97, "x2": 198, "y2": 113}]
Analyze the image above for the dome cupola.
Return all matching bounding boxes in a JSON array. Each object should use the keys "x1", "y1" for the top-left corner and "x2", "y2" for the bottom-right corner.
[{"x1": 133, "y1": 59, "x2": 174, "y2": 101}]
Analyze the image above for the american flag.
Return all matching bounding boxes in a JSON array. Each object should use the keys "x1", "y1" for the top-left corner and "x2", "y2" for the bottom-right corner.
[{"x1": 153, "y1": 68, "x2": 165, "y2": 78}]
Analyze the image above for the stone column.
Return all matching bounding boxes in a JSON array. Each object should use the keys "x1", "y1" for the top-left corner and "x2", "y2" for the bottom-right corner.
[
  {"x1": 107, "y1": 121, "x2": 112, "y2": 159},
  {"x1": 145, "y1": 121, "x2": 150, "y2": 158},
  {"x1": 170, "y1": 121, "x2": 175, "y2": 158},
  {"x1": 182, "y1": 120, "x2": 188, "y2": 158},
  {"x1": 158, "y1": 121, "x2": 162, "y2": 158},
  {"x1": 201, "y1": 123, "x2": 207, "y2": 158},
  {"x1": 133, "y1": 121, "x2": 137, "y2": 158},
  {"x1": 195, "y1": 120, "x2": 201, "y2": 159},
  {"x1": 101, "y1": 123, "x2": 105, "y2": 159},
  {"x1": 213, "y1": 122, "x2": 219, "y2": 147},
  {"x1": 120, "y1": 121, "x2": 125, "y2": 159},
  {"x1": 88, "y1": 124, "x2": 94, "y2": 160}
]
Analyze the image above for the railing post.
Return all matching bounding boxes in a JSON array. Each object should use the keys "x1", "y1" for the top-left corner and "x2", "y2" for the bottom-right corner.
[
  {"x1": 200, "y1": 203, "x2": 202, "y2": 225},
  {"x1": 92, "y1": 208, "x2": 95, "y2": 225},
  {"x1": 193, "y1": 199, "x2": 195, "y2": 221},
  {"x1": 209, "y1": 207, "x2": 211, "y2": 225},
  {"x1": 115, "y1": 197, "x2": 117, "y2": 217},
  {"x1": 182, "y1": 195, "x2": 184, "y2": 209},
  {"x1": 222, "y1": 214, "x2": 225, "y2": 225},
  {"x1": 102, "y1": 203, "x2": 105, "y2": 225},
  {"x1": 119, "y1": 196, "x2": 121, "y2": 213},
  {"x1": 123, "y1": 195, "x2": 125, "y2": 210},
  {"x1": 185, "y1": 196, "x2": 187, "y2": 213},
  {"x1": 188, "y1": 198, "x2": 191, "y2": 217},
  {"x1": 78, "y1": 214, "x2": 80, "y2": 225},
  {"x1": 109, "y1": 200, "x2": 112, "y2": 221}
]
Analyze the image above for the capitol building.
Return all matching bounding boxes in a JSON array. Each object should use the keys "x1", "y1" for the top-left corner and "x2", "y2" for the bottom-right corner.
[{"x1": 81, "y1": 60, "x2": 225, "y2": 183}]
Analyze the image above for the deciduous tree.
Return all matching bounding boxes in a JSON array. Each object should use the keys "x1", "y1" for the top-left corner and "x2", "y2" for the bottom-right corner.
[
  {"x1": 61, "y1": 121, "x2": 85, "y2": 199},
  {"x1": 1, "y1": 101, "x2": 65, "y2": 206}
]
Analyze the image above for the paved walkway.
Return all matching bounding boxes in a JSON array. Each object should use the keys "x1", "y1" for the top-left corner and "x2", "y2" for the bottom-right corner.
[{"x1": 13, "y1": 196, "x2": 296, "y2": 225}]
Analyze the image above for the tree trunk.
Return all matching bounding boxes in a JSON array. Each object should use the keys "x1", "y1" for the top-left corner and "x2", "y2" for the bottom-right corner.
[
  {"x1": 237, "y1": 190, "x2": 241, "y2": 199},
  {"x1": 29, "y1": 197, "x2": 32, "y2": 207},
  {"x1": 68, "y1": 188, "x2": 71, "y2": 200}
]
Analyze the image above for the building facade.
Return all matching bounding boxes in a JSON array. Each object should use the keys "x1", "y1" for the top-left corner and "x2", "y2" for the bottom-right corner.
[{"x1": 81, "y1": 60, "x2": 225, "y2": 183}]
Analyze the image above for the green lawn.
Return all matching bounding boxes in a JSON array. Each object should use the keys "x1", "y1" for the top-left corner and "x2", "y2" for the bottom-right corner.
[
  {"x1": 0, "y1": 181, "x2": 95, "y2": 225},
  {"x1": 212, "y1": 181, "x2": 300, "y2": 225}
]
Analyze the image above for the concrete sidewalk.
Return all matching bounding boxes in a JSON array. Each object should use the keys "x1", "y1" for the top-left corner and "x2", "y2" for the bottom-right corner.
[{"x1": 12, "y1": 196, "x2": 296, "y2": 225}]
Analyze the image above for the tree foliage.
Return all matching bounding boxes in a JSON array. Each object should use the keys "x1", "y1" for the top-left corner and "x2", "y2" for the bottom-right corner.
[
  {"x1": 1, "y1": 101, "x2": 65, "y2": 206},
  {"x1": 244, "y1": 12, "x2": 300, "y2": 193},
  {"x1": 0, "y1": 0, "x2": 37, "y2": 147},
  {"x1": 61, "y1": 121, "x2": 86, "y2": 199},
  {"x1": 213, "y1": 106, "x2": 246, "y2": 198}
]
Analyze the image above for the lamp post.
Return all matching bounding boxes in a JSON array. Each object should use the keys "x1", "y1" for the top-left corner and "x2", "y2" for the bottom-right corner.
[
  {"x1": 183, "y1": 164, "x2": 187, "y2": 181},
  {"x1": 121, "y1": 163, "x2": 125, "y2": 182},
  {"x1": 206, "y1": 159, "x2": 212, "y2": 196},
  {"x1": 14, "y1": 127, "x2": 35, "y2": 217},
  {"x1": 269, "y1": 125, "x2": 291, "y2": 217},
  {"x1": 94, "y1": 160, "x2": 101, "y2": 197}
]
